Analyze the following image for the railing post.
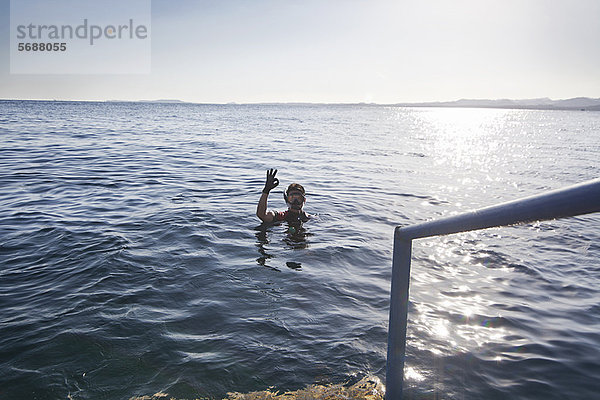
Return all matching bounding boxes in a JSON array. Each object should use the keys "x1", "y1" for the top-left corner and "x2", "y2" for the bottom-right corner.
[
  {"x1": 383, "y1": 179, "x2": 599, "y2": 399},
  {"x1": 386, "y1": 229, "x2": 413, "y2": 400}
]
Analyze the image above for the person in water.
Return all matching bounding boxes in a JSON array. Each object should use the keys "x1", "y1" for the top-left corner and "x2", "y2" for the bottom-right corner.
[{"x1": 256, "y1": 169, "x2": 309, "y2": 223}]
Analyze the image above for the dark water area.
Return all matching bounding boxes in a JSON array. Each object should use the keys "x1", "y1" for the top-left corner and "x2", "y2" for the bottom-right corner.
[{"x1": 0, "y1": 100, "x2": 599, "y2": 399}]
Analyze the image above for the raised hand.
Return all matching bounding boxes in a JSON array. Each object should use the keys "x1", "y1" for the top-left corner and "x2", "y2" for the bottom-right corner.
[{"x1": 262, "y1": 168, "x2": 279, "y2": 194}]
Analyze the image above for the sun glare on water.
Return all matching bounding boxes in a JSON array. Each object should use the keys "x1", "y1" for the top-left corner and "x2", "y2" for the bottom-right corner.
[{"x1": 408, "y1": 108, "x2": 511, "y2": 179}]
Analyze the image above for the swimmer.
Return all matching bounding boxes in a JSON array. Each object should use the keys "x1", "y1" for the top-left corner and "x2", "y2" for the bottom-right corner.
[{"x1": 256, "y1": 169, "x2": 310, "y2": 223}]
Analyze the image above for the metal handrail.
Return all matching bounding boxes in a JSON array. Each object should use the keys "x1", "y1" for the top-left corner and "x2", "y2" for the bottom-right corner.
[{"x1": 385, "y1": 178, "x2": 600, "y2": 400}]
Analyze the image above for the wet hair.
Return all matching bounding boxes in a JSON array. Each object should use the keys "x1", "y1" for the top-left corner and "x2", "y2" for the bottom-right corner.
[{"x1": 286, "y1": 183, "x2": 305, "y2": 196}]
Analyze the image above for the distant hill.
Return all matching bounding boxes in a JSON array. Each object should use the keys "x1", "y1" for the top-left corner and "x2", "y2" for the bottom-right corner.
[
  {"x1": 392, "y1": 97, "x2": 600, "y2": 111},
  {"x1": 5, "y1": 97, "x2": 597, "y2": 110},
  {"x1": 137, "y1": 99, "x2": 187, "y2": 103}
]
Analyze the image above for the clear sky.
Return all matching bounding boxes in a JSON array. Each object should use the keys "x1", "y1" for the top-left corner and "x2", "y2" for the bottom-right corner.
[{"x1": 1, "y1": 0, "x2": 599, "y2": 103}]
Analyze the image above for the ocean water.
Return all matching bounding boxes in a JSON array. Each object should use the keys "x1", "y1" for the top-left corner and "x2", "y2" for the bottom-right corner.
[{"x1": 0, "y1": 100, "x2": 599, "y2": 400}]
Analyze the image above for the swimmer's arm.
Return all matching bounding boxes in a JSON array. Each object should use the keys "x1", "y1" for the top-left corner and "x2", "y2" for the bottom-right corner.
[{"x1": 256, "y1": 192, "x2": 276, "y2": 222}]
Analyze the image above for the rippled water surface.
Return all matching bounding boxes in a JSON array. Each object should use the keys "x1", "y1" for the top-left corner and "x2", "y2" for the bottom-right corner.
[{"x1": 1, "y1": 101, "x2": 599, "y2": 399}]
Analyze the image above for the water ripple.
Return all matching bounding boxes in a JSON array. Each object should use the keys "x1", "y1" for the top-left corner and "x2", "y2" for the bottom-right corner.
[{"x1": 1, "y1": 101, "x2": 599, "y2": 399}]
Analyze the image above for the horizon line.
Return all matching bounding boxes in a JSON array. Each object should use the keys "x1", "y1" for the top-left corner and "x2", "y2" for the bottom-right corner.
[
  {"x1": 1, "y1": 96, "x2": 600, "y2": 111},
  {"x1": 1, "y1": 95, "x2": 599, "y2": 103}
]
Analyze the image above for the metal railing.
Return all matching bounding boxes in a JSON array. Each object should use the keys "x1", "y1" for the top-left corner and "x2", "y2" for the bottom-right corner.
[{"x1": 385, "y1": 178, "x2": 600, "y2": 400}]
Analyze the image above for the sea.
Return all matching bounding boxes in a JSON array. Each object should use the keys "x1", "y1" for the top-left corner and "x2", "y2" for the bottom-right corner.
[{"x1": 1, "y1": 100, "x2": 599, "y2": 400}]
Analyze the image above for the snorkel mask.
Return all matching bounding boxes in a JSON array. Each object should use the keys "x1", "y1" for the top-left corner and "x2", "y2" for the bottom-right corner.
[{"x1": 284, "y1": 184, "x2": 306, "y2": 211}]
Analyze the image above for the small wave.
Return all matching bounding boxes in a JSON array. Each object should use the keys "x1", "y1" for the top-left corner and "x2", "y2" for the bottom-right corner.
[{"x1": 468, "y1": 248, "x2": 541, "y2": 277}]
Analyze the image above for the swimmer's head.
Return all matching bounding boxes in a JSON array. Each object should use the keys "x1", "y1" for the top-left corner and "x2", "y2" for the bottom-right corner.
[{"x1": 284, "y1": 183, "x2": 306, "y2": 212}]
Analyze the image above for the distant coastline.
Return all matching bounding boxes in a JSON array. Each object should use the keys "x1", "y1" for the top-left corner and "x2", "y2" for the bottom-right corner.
[
  {"x1": 1, "y1": 97, "x2": 600, "y2": 111},
  {"x1": 389, "y1": 97, "x2": 600, "y2": 111}
]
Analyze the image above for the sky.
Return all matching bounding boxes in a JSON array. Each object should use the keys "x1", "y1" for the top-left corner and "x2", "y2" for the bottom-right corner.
[{"x1": 1, "y1": 0, "x2": 599, "y2": 103}]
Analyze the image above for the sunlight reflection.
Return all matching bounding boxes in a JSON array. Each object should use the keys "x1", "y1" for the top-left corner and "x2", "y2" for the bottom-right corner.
[
  {"x1": 410, "y1": 234, "x2": 514, "y2": 356},
  {"x1": 432, "y1": 321, "x2": 450, "y2": 338},
  {"x1": 404, "y1": 366, "x2": 426, "y2": 382},
  {"x1": 418, "y1": 107, "x2": 509, "y2": 139},
  {"x1": 413, "y1": 108, "x2": 512, "y2": 183},
  {"x1": 462, "y1": 305, "x2": 476, "y2": 318}
]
